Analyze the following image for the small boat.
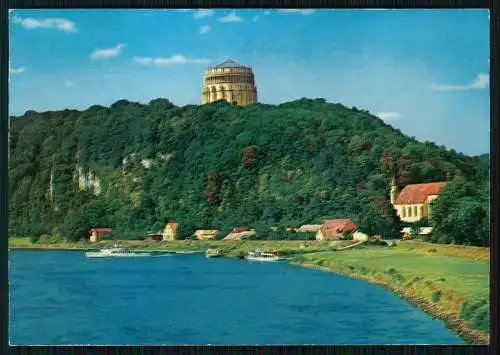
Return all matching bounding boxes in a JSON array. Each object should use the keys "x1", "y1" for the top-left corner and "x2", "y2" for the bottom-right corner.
[
  {"x1": 245, "y1": 249, "x2": 284, "y2": 262},
  {"x1": 205, "y1": 248, "x2": 223, "y2": 258},
  {"x1": 85, "y1": 243, "x2": 152, "y2": 258}
]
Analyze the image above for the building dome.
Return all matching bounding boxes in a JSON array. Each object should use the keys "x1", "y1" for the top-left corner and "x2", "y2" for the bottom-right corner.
[{"x1": 201, "y1": 59, "x2": 258, "y2": 106}]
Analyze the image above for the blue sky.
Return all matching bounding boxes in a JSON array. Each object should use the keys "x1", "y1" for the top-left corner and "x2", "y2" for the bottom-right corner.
[{"x1": 8, "y1": 9, "x2": 490, "y2": 155}]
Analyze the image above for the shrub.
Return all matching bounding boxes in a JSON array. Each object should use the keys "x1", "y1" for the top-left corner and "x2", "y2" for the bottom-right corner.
[
  {"x1": 431, "y1": 290, "x2": 442, "y2": 303},
  {"x1": 386, "y1": 266, "x2": 397, "y2": 275},
  {"x1": 461, "y1": 298, "x2": 488, "y2": 321},
  {"x1": 428, "y1": 248, "x2": 437, "y2": 253},
  {"x1": 470, "y1": 303, "x2": 490, "y2": 332},
  {"x1": 340, "y1": 232, "x2": 353, "y2": 241},
  {"x1": 29, "y1": 234, "x2": 41, "y2": 244}
]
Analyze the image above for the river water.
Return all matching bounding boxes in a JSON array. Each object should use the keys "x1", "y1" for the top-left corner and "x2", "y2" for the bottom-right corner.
[{"x1": 9, "y1": 250, "x2": 464, "y2": 345}]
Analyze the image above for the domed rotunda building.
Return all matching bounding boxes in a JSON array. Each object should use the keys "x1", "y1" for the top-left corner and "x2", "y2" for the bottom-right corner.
[{"x1": 201, "y1": 59, "x2": 258, "y2": 106}]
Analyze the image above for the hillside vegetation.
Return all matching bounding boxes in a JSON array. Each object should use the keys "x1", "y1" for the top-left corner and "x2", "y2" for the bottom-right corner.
[{"x1": 8, "y1": 98, "x2": 489, "y2": 245}]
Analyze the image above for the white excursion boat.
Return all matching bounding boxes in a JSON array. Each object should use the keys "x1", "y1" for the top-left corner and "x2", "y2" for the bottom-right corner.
[
  {"x1": 245, "y1": 249, "x2": 284, "y2": 262},
  {"x1": 205, "y1": 248, "x2": 223, "y2": 258},
  {"x1": 85, "y1": 243, "x2": 152, "y2": 258}
]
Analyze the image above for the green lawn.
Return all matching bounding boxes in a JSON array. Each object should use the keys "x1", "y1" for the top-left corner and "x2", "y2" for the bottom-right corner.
[{"x1": 297, "y1": 247, "x2": 489, "y2": 300}]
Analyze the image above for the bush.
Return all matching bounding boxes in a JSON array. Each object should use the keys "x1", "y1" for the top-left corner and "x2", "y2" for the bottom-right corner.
[
  {"x1": 470, "y1": 303, "x2": 490, "y2": 332},
  {"x1": 431, "y1": 290, "x2": 442, "y2": 303},
  {"x1": 340, "y1": 232, "x2": 353, "y2": 240},
  {"x1": 386, "y1": 266, "x2": 397, "y2": 275},
  {"x1": 29, "y1": 234, "x2": 41, "y2": 244},
  {"x1": 460, "y1": 298, "x2": 488, "y2": 320}
]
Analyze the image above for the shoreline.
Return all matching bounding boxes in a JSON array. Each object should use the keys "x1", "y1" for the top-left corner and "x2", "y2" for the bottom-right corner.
[
  {"x1": 9, "y1": 242, "x2": 489, "y2": 344},
  {"x1": 289, "y1": 261, "x2": 489, "y2": 345}
]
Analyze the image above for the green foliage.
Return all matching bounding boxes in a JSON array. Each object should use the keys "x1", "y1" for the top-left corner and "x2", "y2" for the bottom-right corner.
[
  {"x1": 430, "y1": 177, "x2": 489, "y2": 246},
  {"x1": 460, "y1": 299, "x2": 490, "y2": 332},
  {"x1": 37, "y1": 234, "x2": 65, "y2": 244},
  {"x1": 8, "y1": 98, "x2": 488, "y2": 246},
  {"x1": 176, "y1": 223, "x2": 196, "y2": 240},
  {"x1": 431, "y1": 290, "x2": 442, "y2": 303},
  {"x1": 356, "y1": 196, "x2": 402, "y2": 240},
  {"x1": 386, "y1": 266, "x2": 397, "y2": 275}
]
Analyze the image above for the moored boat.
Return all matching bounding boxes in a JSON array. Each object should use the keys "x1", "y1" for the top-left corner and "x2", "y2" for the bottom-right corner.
[
  {"x1": 85, "y1": 243, "x2": 152, "y2": 258},
  {"x1": 245, "y1": 249, "x2": 284, "y2": 262}
]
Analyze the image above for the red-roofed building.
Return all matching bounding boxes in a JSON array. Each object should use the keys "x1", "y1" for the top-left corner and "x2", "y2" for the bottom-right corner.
[
  {"x1": 316, "y1": 219, "x2": 357, "y2": 241},
  {"x1": 231, "y1": 227, "x2": 249, "y2": 233},
  {"x1": 390, "y1": 178, "x2": 447, "y2": 222},
  {"x1": 89, "y1": 228, "x2": 112, "y2": 243},
  {"x1": 162, "y1": 222, "x2": 178, "y2": 241}
]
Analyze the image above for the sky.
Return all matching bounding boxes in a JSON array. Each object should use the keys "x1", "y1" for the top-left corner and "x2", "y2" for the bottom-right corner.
[{"x1": 8, "y1": 9, "x2": 490, "y2": 156}]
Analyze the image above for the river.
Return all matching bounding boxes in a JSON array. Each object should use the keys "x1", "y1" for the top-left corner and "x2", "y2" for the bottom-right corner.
[{"x1": 9, "y1": 250, "x2": 464, "y2": 345}]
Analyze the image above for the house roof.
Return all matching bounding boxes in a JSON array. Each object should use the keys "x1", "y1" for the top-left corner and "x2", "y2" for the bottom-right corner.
[
  {"x1": 395, "y1": 182, "x2": 447, "y2": 204},
  {"x1": 297, "y1": 224, "x2": 323, "y2": 232},
  {"x1": 232, "y1": 227, "x2": 249, "y2": 233},
  {"x1": 166, "y1": 222, "x2": 178, "y2": 234},
  {"x1": 214, "y1": 59, "x2": 245, "y2": 68},
  {"x1": 195, "y1": 230, "x2": 219, "y2": 235},
  {"x1": 223, "y1": 231, "x2": 256, "y2": 241},
  {"x1": 321, "y1": 219, "x2": 357, "y2": 237}
]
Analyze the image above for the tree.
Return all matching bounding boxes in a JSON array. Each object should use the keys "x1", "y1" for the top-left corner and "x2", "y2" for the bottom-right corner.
[
  {"x1": 7, "y1": 98, "x2": 487, "y2": 246},
  {"x1": 176, "y1": 222, "x2": 196, "y2": 240},
  {"x1": 357, "y1": 197, "x2": 401, "y2": 239},
  {"x1": 430, "y1": 177, "x2": 489, "y2": 247}
]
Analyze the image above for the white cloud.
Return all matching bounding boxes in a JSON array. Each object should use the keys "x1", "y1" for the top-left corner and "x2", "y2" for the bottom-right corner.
[
  {"x1": 193, "y1": 9, "x2": 214, "y2": 19},
  {"x1": 429, "y1": 73, "x2": 489, "y2": 92},
  {"x1": 278, "y1": 9, "x2": 315, "y2": 15},
  {"x1": 252, "y1": 15, "x2": 260, "y2": 22},
  {"x1": 199, "y1": 25, "x2": 211, "y2": 34},
  {"x1": 91, "y1": 44, "x2": 126, "y2": 60},
  {"x1": 12, "y1": 15, "x2": 77, "y2": 32},
  {"x1": 133, "y1": 54, "x2": 209, "y2": 66},
  {"x1": 376, "y1": 112, "x2": 401, "y2": 120},
  {"x1": 9, "y1": 66, "x2": 25, "y2": 75},
  {"x1": 219, "y1": 11, "x2": 243, "y2": 23}
]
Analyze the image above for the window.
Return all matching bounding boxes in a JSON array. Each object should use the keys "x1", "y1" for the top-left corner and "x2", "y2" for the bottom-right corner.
[
  {"x1": 402, "y1": 207, "x2": 406, "y2": 218},
  {"x1": 420, "y1": 206, "x2": 424, "y2": 218},
  {"x1": 408, "y1": 207, "x2": 412, "y2": 217},
  {"x1": 413, "y1": 206, "x2": 418, "y2": 217}
]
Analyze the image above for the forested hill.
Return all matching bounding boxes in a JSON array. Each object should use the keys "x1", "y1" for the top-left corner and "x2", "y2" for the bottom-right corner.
[{"x1": 8, "y1": 98, "x2": 489, "y2": 244}]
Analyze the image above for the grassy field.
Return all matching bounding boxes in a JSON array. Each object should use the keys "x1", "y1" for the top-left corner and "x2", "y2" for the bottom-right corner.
[
  {"x1": 9, "y1": 236, "x2": 490, "y2": 344},
  {"x1": 398, "y1": 240, "x2": 489, "y2": 262}
]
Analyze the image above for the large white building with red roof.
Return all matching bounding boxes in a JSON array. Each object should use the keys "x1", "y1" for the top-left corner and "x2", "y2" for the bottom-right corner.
[{"x1": 390, "y1": 177, "x2": 447, "y2": 223}]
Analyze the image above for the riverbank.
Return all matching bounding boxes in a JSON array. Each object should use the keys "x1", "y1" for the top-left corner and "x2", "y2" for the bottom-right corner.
[{"x1": 9, "y1": 237, "x2": 489, "y2": 344}]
